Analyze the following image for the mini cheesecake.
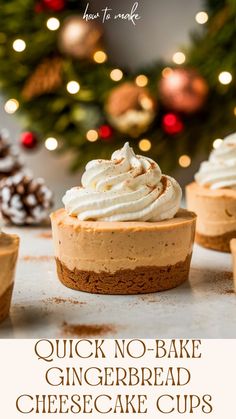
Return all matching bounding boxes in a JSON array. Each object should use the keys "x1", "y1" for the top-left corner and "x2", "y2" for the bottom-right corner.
[
  {"x1": 186, "y1": 132, "x2": 236, "y2": 252},
  {"x1": 51, "y1": 208, "x2": 196, "y2": 294},
  {"x1": 0, "y1": 232, "x2": 19, "y2": 322},
  {"x1": 52, "y1": 142, "x2": 196, "y2": 294},
  {"x1": 230, "y1": 239, "x2": 236, "y2": 292},
  {"x1": 186, "y1": 182, "x2": 236, "y2": 252}
]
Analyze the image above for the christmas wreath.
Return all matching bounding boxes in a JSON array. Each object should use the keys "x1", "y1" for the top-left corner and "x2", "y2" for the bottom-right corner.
[{"x1": 0, "y1": 0, "x2": 235, "y2": 172}]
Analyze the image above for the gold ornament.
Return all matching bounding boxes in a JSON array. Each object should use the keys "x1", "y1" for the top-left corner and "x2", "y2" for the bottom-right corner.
[
  {"x1": 22, "y1": 57, "x2": 62, "y2": 101},
  {"x1": 58, "y1": 16, "x2": 103, "y2": 59},
  {"x1": 105, "y1": 82, "x2": 156, "y2": 137}
]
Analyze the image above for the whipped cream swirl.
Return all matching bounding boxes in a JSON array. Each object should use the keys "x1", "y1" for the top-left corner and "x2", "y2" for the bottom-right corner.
[
  {"x1": 63, "y1": 143, "x2": 182, "y2": 222},
  {"x1": 195, "y1": 133, "x2": 236, "y2": 190}
]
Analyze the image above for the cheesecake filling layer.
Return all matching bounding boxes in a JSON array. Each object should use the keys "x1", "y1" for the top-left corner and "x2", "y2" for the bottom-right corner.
[
  {"x1": 0, "y1": 233, "x2": 19, "y2": 295},
  {"x1": 186, "y1": 182, "x2": 236, "y2": 236},
  {"x1": 0, "y1": 283, "x2": 14, "y2": 322},
  {"x1": 51, "y1": 209, "x2": 196, "y2": 274},
  {"x1": 197, "y1": 219, "x2": 236, "y2": 237}
]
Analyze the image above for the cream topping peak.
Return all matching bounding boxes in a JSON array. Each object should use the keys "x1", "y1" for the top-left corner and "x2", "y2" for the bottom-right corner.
[
  {"x1": 63, "y1": 143, "x2": 182, "y2": 222},
  {"x1": 195, "y1": 133, "x2": 236, "y2": 190}
]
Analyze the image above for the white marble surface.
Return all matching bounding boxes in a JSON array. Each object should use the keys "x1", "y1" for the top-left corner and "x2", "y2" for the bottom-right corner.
[{"x1": 0, "y1": 226, "x2": 235, "y2": 339}]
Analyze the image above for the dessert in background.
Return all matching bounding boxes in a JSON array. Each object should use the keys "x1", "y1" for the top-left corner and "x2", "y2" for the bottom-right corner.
[
  {"x1": 230, "y1": 239, "x2": 236, "y2": 292},
  {"x1": 51, "y1": 143, "x2": 196, "y2": 294},
  {"x1": 0, "y1": 222, "x2": 19, "y2": 322},
  {"x1": 186, "y1": 132, "x2": 236, "y2": 252}
]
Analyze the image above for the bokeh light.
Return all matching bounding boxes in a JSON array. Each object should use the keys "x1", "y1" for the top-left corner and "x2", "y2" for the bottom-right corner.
[
  {"x1": 13, "y1": 39, "x2": 26, "y2": 52},
  {"x1": 45, "y1": 137, "x2": 58, "y2": 151},
  {"x1": 46, "y1": 17, "x2": 60, "y2": 31},
  {"x1": 4, "y1": 99, "x2": 19, "y2": 114},
  {"x1": 218, "y1": 71, "x2": 232, "y2": 85},
  {"x1": 172, "y1": 52, "x2": 186, "y2": 65},
  {"x1": 86, "y1": 130, "x2": 98, "y2": 142},
  {"x1": 138, "y1": 139, "x2": 152, "y2": 152},
  {"x1": 195, "y1": 11, "x2": 208, "y2": 24},
  {"x1": 162, "y1": 67, "x2": 173, "y2": 78},
  {"x1": 135, "y1": 74, "x2": 148, "y2": 87},
  {"x1": 93, "y1": 51, "x2": 107, "y2": 64},
  {"x1": 213, "y1": 138, "x2": 223, "y2": 149},
  {"x1": 110, "y1": 69, "x2": 123, "y2": 81},
  {"x1": 179, "y1": 155, "x2": 191, "y2": 167},
  {"x1": 66, "y1": 81, "x2": 80, "y2": 94}
]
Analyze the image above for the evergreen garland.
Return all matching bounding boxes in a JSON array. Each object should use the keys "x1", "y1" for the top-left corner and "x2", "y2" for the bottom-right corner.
[{"x1": 0, "y1": 0, "x2": 235, "y2": 172}]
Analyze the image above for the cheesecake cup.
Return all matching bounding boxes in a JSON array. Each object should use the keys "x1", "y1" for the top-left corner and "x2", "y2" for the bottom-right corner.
[
  {"x1": 230, "y1": 239, "x2": 236, "y2": 292},
  {"x1": 0, "y1": 232, "x2": 19, "y2": 322},
  {"x1": 186, "y1": 182, "x2": 236, "y2": 252},
  {"x1": 52, "y1": 142, "x2": 196, "y2": 294},
  {"x1": 186, "y1": 132, "x2": 236, "y2": 252}
]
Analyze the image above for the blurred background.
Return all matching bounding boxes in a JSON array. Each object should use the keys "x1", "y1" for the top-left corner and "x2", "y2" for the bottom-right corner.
[{"x1": 0, "y1": 0, "x2": 235, "y2": 208}]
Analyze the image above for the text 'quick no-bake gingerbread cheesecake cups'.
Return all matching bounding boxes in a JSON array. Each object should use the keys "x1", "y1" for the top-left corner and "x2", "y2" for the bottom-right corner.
[
  {"x1": 0, "y1": 225, "x2": 19, "y2": 322},
  {"x1": 51, "y1": 143, "x2": 196, "y2": 294},
  {"x1": 186, "y1": 133, "x2": 236, "y2": 252}
]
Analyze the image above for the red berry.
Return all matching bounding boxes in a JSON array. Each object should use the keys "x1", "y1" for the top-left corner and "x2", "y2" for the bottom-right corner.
[
  {"x1": 42, "y1": 0, "x2": 66, "y2": 11},
  {"x1": 98, "y1": 125, "x2": 113, "y2": 140},
  {"x1": 20, "y1": 132, "x2": 38, "y2": 149},
  {"x1": 162, "y1": 113, "x2": 184, "y2": 135}
]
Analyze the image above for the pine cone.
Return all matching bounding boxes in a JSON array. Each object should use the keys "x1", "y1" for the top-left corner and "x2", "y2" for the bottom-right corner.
[
  {"x1": 22, "y1": 57, "x2": 62, "y2": 101},
  {"x1": 0, "y1": 130, "x2": 23, "y2": 181},
  {"x1": 0, "y1": 173, "x2": 53, "y2": 225}
]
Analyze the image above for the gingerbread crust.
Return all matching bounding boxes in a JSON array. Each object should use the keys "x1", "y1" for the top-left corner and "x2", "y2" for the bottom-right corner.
[
  {"x1": 55, "y1": 255, "x2": 192, "y2": 295},
  {"x1": 195, "y1": 231, "x2": 236, "y2": 253},
  {"x1": 0, "y1": 284, "x2": 14, "y2": 323}
]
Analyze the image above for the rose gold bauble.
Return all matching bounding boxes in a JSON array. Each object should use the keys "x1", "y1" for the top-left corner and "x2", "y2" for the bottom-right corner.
[
  {"x1": 106, "y1": 82, "x2": 156, "y2": 137},
  {"x1": 159, "y1": 68, "x2": 208, "y2": 113},
  {"x1": 58, "y1": 16, "x2": 103, "y2": 59}
]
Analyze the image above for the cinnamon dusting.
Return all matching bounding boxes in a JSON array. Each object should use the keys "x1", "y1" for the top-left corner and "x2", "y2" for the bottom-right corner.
[
  {"x1": 222, "y1": 289, "x2": 235, "y2": 295},
  {"x1": 62, "y1": 322, "x2": 116, "y2": 337},
  {"x1": 22, "y1": 255, "x2": 53, "y2": 262},
  {"x1": 37, "y1": 232, "x2": 52, "y2": 239},
  {"x1": 115, "y1": 158, "x2": 124, "y2": 165}
]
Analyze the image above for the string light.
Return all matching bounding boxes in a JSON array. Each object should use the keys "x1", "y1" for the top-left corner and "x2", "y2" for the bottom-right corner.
[
  {"x1": 66, "y1": 81, "x2": 80, "y2": 94},
  {"x1": 4, "y1": 99, "x2": 19, "y2": 114},
  {"x1": 195, "y1": 11, "x2": 208, "y2": 24},
  {"x1": 12, "y1": 39, "x2": 26, "y2": 52},
  {"x1": 179, "y1": 155, "x2": 191, "y2": 168},
  {"x1": 172, "y1": 52, "x2": 186, "y2": 65},
  {"x1": 213, "y1": 138, "x2": 223, "y2": 149},
  {"x1": 86, "y1": 130, "x2": 98, "y2": 142},
  {"x1": 162, "y1": 67, "x2": 173, "y2": 78},
  {"x1": 93, "y1": 51, "x2": 107, "y2": 64},
  {"x1": 110, "y1": 69, "x2": 123, "y2": 82},
  {"x1": 218, "y1": 71, "x2": 232, "y2": 85},
  {"x1": 45, "y1": 137, "x2": 58, "y2": 151},
  {"x1": 46, "y1": 17, "x2": 60, "y2": 31},
  {"x1": 135, "y1": 74, "x2": 148, "y2": 87},
  {"x1": 138, "y1": 139, "x2": 152, "y2": 152}
]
